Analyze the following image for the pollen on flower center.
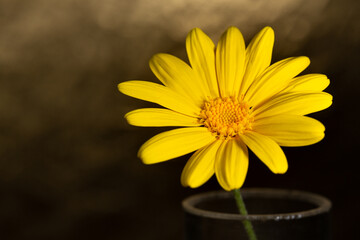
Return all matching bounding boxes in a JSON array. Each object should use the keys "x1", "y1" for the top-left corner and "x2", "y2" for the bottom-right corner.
[{"x1": 199, "y1": 97, "x2": 254, "y2": 139}]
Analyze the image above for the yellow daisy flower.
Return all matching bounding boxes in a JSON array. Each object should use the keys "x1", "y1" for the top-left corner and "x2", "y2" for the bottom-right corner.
[{"x1": 118, "y1": 26, "x2": 332, "y2": 191}]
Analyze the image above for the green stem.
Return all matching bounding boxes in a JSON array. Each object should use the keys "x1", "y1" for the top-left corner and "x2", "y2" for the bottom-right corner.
[{"x1": 233, "y1": 189, "x2": 257, "y2": 240}]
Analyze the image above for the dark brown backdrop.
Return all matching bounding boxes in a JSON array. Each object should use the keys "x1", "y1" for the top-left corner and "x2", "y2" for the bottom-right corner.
[{"x1": 0, "y1": 0, "x2": 359, "y2": 239}]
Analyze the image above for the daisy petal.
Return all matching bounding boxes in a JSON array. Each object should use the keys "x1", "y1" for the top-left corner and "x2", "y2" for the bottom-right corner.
[
  {"x1": 181, "y1": 140, "x2": 221, "y2": 188},
  {"x1": 186, "y1": 28, "x2": 219, "y2": 99},
  {"x1": 283, "y1": 74, "x2": 330, "y2": 92},
  {"x1": 216, "y1": 26, "x2": 246, "y2": 97},
  {"x1": 215, "y1": 139, "x2": 249, "y2": 191},
  {"x1": 138, "y1": 127, "x2": 214, "y2": 164},
  {"x1": 118, "y1": 81, "x2": 200, "y2": 117},
  {"x1": 240, "y1": 131, "x2": 288, "y2": 174},
  {"x1": 240, "y1": 26, "x2": 274, "y2": 96},
  {"x1": 253, "y1": 115, "x2": 325, "y2": 146},
  {"x1": 253, "y1": 92, "x2": 333, "y2": 118},
  {"x1": 149, "y1": 53, "x2": 206, "y2": 106},
  {"x1": 245, "y1": 56, "x2": 310, "y2": 108},
  {"x1": 125, "y1": 108, "x2": 201, "y2": 127}
]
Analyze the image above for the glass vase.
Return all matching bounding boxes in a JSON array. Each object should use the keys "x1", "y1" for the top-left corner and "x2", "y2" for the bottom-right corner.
[{"x1": 182, "y1": 188, "x2": 331, "y2": 240}]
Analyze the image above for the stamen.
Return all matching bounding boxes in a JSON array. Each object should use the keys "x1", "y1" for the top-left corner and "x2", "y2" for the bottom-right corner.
[{"x1": 199, "y1": 97, "x2": 254, "y2": 140}]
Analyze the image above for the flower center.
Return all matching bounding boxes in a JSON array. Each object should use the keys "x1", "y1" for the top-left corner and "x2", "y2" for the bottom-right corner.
[{"x1": 199, "y1": 97, "x2": 254, "y2": 139}]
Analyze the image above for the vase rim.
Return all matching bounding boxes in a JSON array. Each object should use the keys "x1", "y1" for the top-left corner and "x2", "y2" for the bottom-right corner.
[{"x1": 182, "y1": 188, "x2": 332, "y2": 221}]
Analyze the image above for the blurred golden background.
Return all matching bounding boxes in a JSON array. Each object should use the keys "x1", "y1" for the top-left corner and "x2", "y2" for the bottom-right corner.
[{"x1": 0, "y1": 0, "x2": 359, "y2": 239}]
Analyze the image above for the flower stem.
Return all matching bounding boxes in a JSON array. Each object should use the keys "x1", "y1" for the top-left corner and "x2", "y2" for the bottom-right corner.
[{"x1": 233, "y1": 189, "x2": 257, "y2": 240}]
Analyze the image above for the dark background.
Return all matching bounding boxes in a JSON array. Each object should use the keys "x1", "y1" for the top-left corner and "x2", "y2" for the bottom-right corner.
[{"x1": 0, "y1": 0, "x2": 359, "y2": 239}]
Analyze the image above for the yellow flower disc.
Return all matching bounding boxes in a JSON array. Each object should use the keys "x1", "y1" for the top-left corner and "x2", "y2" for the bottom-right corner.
[{"x1": 200, "y1": 97, "x2": 254, "y2": 139}]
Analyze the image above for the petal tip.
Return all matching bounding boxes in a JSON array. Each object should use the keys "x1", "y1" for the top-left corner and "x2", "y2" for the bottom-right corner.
[
  {"x1": 137, "y1": 143, "x2": 155, "y2": 165},
  {"x1": 149, "y1": 53, "x2": 171, "y2": 65},
  {"x1": 180, "y1": 175, "x2": 189, "y2": 187},
  {"x1": 273, "y1": 162, "x2": 288, "y2": 174},
  {"x1": 118, "y1": 81, "x2": 130, "y2": 94},
  {"x1": 190, "y1": 27, "x2": 203, "y2": 34},
  {"x1": 138, "y1": 150, "x2": 156, "y2": 165},
  {"x1": 262, "y1": 26, "x2": 274, "y2": 35},
  {"x1": 149, "y1": 53, "x2": 163, "y2": 63},
  {"x1": 225, "y1": 26, "x2": 240, "y2": 33},
  {"x1": 117, "y1": 82, "x2": 124, "y2": 92},
  {"x1": 137, "y1": 148, "x2": 146, "y2": 163},
  {"x1": 124, "y1": 111, "x2": 137, "y2": 126},
  {"x1": 299, "y1": 56, "x2": 311, "y2": 66}
]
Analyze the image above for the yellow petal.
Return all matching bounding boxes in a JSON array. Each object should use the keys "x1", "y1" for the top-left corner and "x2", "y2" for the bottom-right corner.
[
  {"x1": 240, "y1": 131, "x2": 288, "y2": 174},
  {"x1": 138, "y1": 127, "x2": 215, "y2": 164},
  {"x1": 125, "y1": 108, "x2": 201, "y2": 127},
  {"x1": 181, "y1": 140, "x2": 221, "y2": 188},
  {"x1": 283, "y1": 74, "x2": 330, "y2": 92},
  {"x1": 253, "y1": 115, "x2": 325, "y2": 146},
  {"x1": 118, "y1": 81, "x2": 200, "y2": 117},
  {"x1": 253, "y1": 92, "x2": 333, "y2": 119},
  {"x1": 240, "y1": 26, "x2": 274, "y2": 96},
  {"x1": 245, "y1": 56, "x2": 310, "y2": 108},
  {"x1": 216, "y1": 26, "x2": 246, "y2": 98},
  {"x1": 149, "y1": 53, "x2": 207, "y2": 107},
  {"x1": 186, "y1": 28, "x2": 219, "y2": 99},
  {"x1": 215, "y1": 139, "x2": 249, "y2": 191}
]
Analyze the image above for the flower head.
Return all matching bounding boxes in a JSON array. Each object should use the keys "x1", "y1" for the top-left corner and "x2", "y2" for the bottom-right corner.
[{"x1": 118, "y1": 26, "x2": 332, "y2": 191}]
